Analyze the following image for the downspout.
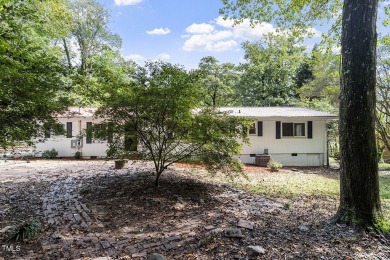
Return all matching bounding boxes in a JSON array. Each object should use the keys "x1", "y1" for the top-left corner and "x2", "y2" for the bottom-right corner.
[
  {"x1": 325, "y1": 119, "x2": 329, "y2": 168},
  {"x1": 79, "y1": 119, "x2": 82, "y2": 155}
]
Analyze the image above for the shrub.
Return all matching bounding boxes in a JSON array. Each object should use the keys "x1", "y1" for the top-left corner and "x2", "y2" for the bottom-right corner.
[
  {"x1": 267, "y1": 160, "x2": 282, "y2": 172},
  {"x1": 332, "y1": 150, "x2": 340, "y2": 162},
  {"x1": 42, "y1": 149, "x2": 58, "y2": 159},
  {"x1": 75, "y1": 151, "x2": 82, "y2": 159},
  {"x1": 7, "y1": 220, "x2": 41, "y2": 241}
]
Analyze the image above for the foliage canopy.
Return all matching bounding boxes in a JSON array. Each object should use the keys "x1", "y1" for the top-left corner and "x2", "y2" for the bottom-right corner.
[{"x1": 0, "y1": 0, "x2": 70, "y2": 148}]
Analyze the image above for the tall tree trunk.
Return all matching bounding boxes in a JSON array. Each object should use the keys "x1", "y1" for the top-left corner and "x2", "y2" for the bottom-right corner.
[
  {"x1": 337, "y1": 0, "x2": 381, "y2": 226},
  {"x1": 62, "y1": 39, "x2": 72, "y2": 71}
]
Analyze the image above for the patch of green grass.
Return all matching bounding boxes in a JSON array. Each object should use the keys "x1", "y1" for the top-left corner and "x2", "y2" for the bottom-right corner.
[
  {"x1": 381, "y1": 199, "x2": 390, "y2": 221},
  {"x1": 189, "y1": 167, "x2": 390, "y2": 220},
  {"x1": 379, "y1": 163, "x2": 390, "y2": 169},
  {"x1": 243, "y1": 173, "x2": 340, "y2": 199},
  {"x1": 379, "y1": 173, "x2": 390, "y2": 199},
  {"x1": 379, "y1": 172, "x2": 390, "y2": 220}
]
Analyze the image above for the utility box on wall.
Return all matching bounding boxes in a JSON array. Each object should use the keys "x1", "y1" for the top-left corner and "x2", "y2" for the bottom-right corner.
[
  {"x1": 71, "y1": 138, "x2": 83, "y2": 148},
  {"x1": 255, "y1": 155, "x2": 271, "y2": 167}
]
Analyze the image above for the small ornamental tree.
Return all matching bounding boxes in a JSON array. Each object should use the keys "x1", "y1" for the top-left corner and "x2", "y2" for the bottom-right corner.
[{"x1": 97, "y1": 61, "x2": 249, "y2": 187}]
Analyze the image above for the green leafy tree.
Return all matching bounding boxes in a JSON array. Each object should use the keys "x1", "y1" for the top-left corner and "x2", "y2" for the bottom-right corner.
[
  {"x1": 197, "y1": 56, "x2": 239, "y2": 106},
  {"x1": 298, "y1": 50, "x2": 340, "y2": 106},
  {"x1": 74, "y1": 49, "x2": 136, "y2": 104},
  {"x1": 59, "y1": 0, "x2": 123, "y2": 105},
  {"x1": 376, "y1": 42, "x2": 390, "y2": 160},
  {"x1": 221, "y1": 0, "x2": 383, "y2": 229},
  {"x1": 294, "y1": 58, "x2": 314, "y2": 91},
  {"x1": 62, "y1": 0, "x2": 121, "y2": 74},
  {"x1": 295, "y1": 46, "x2": 340, "y2": 164},
  {"x1": 98, "y1": 61, "x2": 248, "y2": 187},
  {"x1": 0, "y1": 0, "x2": 70, "y2": 149},
  {"x1": 237, "y1": 34, "x2": 304, "y2": 106}
]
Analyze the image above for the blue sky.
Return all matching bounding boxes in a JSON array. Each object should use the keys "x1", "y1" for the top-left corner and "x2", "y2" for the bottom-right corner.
[{"x1": 99, "y1": 0, "x2": 390, "y2": 70}]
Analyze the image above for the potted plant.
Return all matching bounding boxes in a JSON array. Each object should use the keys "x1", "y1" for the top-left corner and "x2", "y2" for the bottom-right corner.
[
  {"x1": 114, "y1": 159, "x2": 127, "y2": 169},
  {"x1": 106, "y1": 145, "x2": 129, "y2": 169}
]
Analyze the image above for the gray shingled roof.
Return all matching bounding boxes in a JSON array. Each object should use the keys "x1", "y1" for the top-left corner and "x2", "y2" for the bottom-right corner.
[
  {"x1": 55, "y1": 106, "x2": 337, "y2": 119},
  {"x1": 219, "y1": 107, "x2": 337, "y2": 118}
]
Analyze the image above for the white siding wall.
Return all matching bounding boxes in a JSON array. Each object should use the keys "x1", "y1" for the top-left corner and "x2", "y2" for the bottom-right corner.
[
  {"x1": 34, "y1": 117, "x2": 109, "y2": 158},
  {"x1": 34, "y1": 115, "x2": 329, "y2": 166},
  {"x1": 238, "y1": 118, "x2": 327, "y2": 166}
]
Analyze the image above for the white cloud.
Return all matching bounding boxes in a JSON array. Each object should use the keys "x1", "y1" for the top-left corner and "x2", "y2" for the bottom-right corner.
[
  {"x1": 183, "y1": 31, "x2": 237, "y2": 52},
  {"x1": 215, "y1": 16, "x2": 275, "y2": 41},
  {"x1": 124, "y1": 54, "x2": 146, "y2": 64},
  {"x1": 182, "y1": 16, "x2": 274, "y2": 52},
  {"x1": 182, "y1": 16, "x2": 321, "y2": 52},
  {"x1": 124, "y1": 53, "x2": 172, "y2": 64},
  {"x1": 156, "y1": 53, "x2": 171, "y2": 60},
  {"x1": 186, "y1": 23, "x2": 215, "y2": 34},
  {"x1": 305, "y1": 27, "x2": 321, "y2": 37},
  {"x1": 114, "y1": 0, "x2": 143, "y2": 6},
  {"x1": 214, "y1": 17, "x2": 235, "y2": 28},
  {"x1": 146, "y1": 28, "x2": 171, "y2": 35},
  {"x1": 212, "y1": 40, "x2": 239, "y2": 51}
]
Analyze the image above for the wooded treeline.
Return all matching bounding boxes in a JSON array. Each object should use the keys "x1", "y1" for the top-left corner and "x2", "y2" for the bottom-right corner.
[{"x1": 0, "y1": 0, "x2": 389, "y2": 160}]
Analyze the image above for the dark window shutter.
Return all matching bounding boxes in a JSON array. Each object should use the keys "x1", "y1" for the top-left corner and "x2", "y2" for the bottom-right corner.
[
  {"x1": 107, "y1": 124, "x2": 113, "y2": 143},
  {"x1": 66, "y1": 122, "x2": 72, "y2": 138},
  {"x1": 86, "y1": 122, "x2": 92, "y2": 143},
  {"x1": 308, "y1": 121, "x2": 313, "y2": 139},
  {"x1": 257, "y1": 121, "x2": 263, "y2": 136},
  {"x1": 44, "y1": 127, "x2": 51, "y2": 138},
  {"x1": 276, "y1": 121, "x2": 281, "y2": 139}
]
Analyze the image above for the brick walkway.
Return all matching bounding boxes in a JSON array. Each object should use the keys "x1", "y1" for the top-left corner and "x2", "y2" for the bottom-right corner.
[
  {"x1": 3, "y1": 160, "x2": 389, "y2": 259},
  {"x1": 0, "y1": 160, "x2": 283, "y2": 259}
]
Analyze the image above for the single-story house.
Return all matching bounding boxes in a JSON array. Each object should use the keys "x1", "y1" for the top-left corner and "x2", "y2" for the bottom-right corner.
[
  {"x1": 218, "y1": 107, "x2": 336, "y2": 167},
  {"x1": 34, "y1": 107, "x2": 109, "y2": 158},
  {"x1": 34, "y1": 106, "x2": 337, "y2": 166}
]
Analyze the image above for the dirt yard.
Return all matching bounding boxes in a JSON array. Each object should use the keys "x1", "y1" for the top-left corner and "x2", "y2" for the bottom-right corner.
[{"x1": 0, "y1": 160, "x2": 389, "y2": 259}]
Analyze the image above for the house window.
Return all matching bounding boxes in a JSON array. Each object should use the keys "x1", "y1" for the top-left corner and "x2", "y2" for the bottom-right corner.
[
  {"x1": 94, "y1": 124, "x2": 107, "y2": 141},
  {"x1": 282, "y1": 123, "x2": 293, "y2": 137},
  {"x1": 86, "y1": 122, "x2": 92, "y2": 144},
  {"x1": 248, "y1": 122, "x2": 256, "y2": 135},
  {"x1": 294, "y1": 123, "x2": 305, "y2": 137},
  {"x1": 282, "y1": 123, "x2": 305, "y2": 137},
  {"x1": 66, "y1": 122, "x2": 72, "y2": 138},
  {"x1": 85, "y1": 123, "x2": 114, "y2": 144}
]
